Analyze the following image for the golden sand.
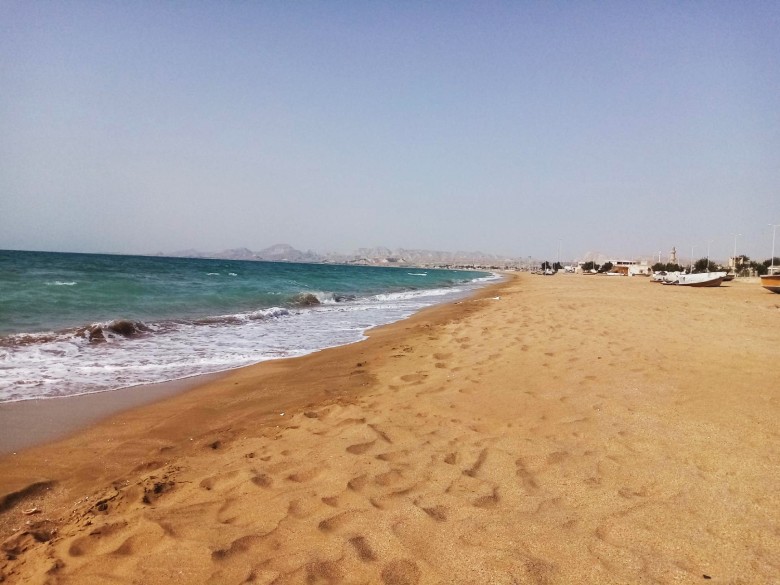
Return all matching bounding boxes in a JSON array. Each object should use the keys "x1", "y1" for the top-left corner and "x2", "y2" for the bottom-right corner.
[{"x1": 1, "y1": 274, "x2": 778, "y2": 584}]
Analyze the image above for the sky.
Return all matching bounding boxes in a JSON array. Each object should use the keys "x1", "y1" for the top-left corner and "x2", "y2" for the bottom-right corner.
[{"x1": 1, "y1": 1, "x2": 779, "y2": 262}]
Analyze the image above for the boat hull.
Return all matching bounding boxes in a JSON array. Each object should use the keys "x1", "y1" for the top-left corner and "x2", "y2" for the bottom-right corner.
[
  {"x1": 676, "y1": 272, "x2": 726, "y2": 287},
  {"x1": 761, "y1": 274, "x2": 780, "y2": 293},
  {"x1": 679, "y1": 277, "x2": 724, "y2": 287}
]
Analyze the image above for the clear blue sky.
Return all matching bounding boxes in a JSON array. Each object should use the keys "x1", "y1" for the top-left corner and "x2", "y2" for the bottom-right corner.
[{"x1": 2, "y1": 1, "x2": 778, "y2": 261}]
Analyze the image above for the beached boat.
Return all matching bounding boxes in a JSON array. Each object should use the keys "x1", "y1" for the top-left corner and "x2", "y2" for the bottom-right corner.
[
  {"x1": 760, "y1": 272, "x2": 780, "y2": 293},
  {"x1": 657, "y1": 271, "x2": 681, "y2": 285},
  {"x1": 676, "y1": 272, "x2": 726, "y2": 287}
]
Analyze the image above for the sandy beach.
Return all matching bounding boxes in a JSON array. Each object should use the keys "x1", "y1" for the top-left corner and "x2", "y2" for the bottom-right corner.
[{"x1": 1, "y1": 273, "x2": 778, "y2": 584}]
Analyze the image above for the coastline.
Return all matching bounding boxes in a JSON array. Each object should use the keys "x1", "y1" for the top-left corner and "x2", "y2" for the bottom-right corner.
[
  {"x1": 2, "y1": 274, "x2": 779, "y2": 584},
  {"x1": 0, "y1": 274, "x2": 500, "y2": 455},
  {"x1": 0, "y1": 374, "x2": 227, "y2": 456}
]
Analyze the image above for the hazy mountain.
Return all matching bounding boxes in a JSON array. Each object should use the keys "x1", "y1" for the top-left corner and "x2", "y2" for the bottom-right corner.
[
  {"x1": 217, "y1": 247, "x2": 259, "y2": 260},
  {"x1": 159, "y1": 244, "x2": 523, "y2": 267},
  {"x1": 254, "y1": 244, "x2": 321, "y2": 263}
]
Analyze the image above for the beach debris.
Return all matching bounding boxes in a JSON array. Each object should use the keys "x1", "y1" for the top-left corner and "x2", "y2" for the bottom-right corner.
[
  {"x1": 280, "y1": 412, "x2": 285, "y2": 416},
  {"x1": 21, "y1": 508, "x2": 40, "y2": 515}
]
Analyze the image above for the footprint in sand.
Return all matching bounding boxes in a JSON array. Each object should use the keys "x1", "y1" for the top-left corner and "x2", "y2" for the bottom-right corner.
[
  {"x1": 473, "y1": 487, "x2": 500, "y2": 508},
  {"x1": 211, "y1": 534, "x2": 263, "y2": 561},
  {"x1": 318, "y1": 510, "x2": 363, "y2": 533},
  {"x1": 199, "y1": 470, "x2": 241, "y2": 491},
  {"x1": 374, "y1": 469, "x2": 406, "y2": 487},
  {"x1": 515, "y1": 458, "x2": 540, "y2": 491},
  {"x1": 321, "y1": 495, "x2": 339, "y2": 507},
  {"x1": 546, "y1": 451, "x2": 569, "y2": 464},
  {"x1": 349, "y1": 535, "x2": 378, "y2": 562},
  {"x1": 251, "y1": 472, "x2": 273, "y2": 488},
  {"x1": 381, "y1": 559, "x2": 421, "y2": 585},
  {"x1": 375, "y1": 449, "x2": 409, "y2": 463},
  {"x1": 347, "y1": 474, "x2": 369, "y2": 491},
  {"x1": 346, "y1": 440, "x2": 376, "y2": 455},
  {"x1": 400, "y1": 373, "x2": 428, "y2": 384},
  {"x1": 67, "y1": 521, "x2": 130, "y2": 557},
  {"x1": 464, "y1": 449, "x2": 488, "y2": 478},
  {"x1": 286, "y1": 466, "x2": 324, "y2": 483},
  {"x1": 420, "y1": 504, "x2": 449, "y2": 522}
]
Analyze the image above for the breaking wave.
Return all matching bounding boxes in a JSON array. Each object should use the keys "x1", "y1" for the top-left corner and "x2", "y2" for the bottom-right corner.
[{"x1": 1, "y1": 271, "x2": 500, "y2": 402}]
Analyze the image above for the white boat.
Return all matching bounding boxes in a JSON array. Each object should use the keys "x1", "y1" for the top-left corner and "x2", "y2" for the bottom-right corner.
[{"x1": 676, "y1": 272, "x2": 726, "y2": 287}]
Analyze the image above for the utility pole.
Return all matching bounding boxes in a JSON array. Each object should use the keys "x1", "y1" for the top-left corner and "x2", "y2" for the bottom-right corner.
[
  {"x1": 770, "y1": 224, "x2": 780, "y2": 271},
  {"x1": 732, "y1": 233, "x2": 741, "y2": 270}
]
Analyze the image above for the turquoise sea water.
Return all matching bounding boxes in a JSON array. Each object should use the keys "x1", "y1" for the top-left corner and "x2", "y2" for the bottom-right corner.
[{"x1": 0, "y1": 250, "x2": 494, "y2": 401}]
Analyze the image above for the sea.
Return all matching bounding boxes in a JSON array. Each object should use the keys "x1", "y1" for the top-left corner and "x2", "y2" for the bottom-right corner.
[{"x1": 0, "y1": 250, "x2": 496, "y2": 402}]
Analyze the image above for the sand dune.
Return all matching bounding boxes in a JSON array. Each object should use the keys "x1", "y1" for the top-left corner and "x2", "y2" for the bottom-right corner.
[{"x1": 1, "y1": 274, "x2": 779, "y2": 584}]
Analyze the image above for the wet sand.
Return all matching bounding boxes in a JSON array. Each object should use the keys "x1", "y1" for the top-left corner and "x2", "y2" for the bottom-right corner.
[
  {"x1": 1, "y1": 274, "x2": 778, "y2": 584},
  {"x1": 0, "y1": 374, "x2": 225, "y2": 456}
]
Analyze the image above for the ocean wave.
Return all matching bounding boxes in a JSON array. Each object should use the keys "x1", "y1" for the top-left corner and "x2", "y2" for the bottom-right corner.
[
  {"x1": 371, "y1": 287, "x2": 460, "y2": 302},
  {"x1": 470, "y1": 273, "x2": 502, "y2": 283},
  {"x1": 1, "y1": 269, "x2": 496, "y2": 402},
  {"x1": 195, "y1": 307, "x2": 293, "y2": 325},
  {"x1": 46, "y1": 281, "x2": 77, "y2": 286},
  {"x1": 0, "y1": 307, "x2": 295, "y2": 349},
  {"x1": 291, "y1": 291, "x2": 356, "y2": 306},
  {"x1": 0, "y1": 331, "x2": 63, "y2": 348},
  {"x1": 293, "y1": 292, "x2": 322, "y2": 306}
]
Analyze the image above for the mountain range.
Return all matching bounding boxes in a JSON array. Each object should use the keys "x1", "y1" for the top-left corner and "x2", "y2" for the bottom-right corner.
[{"x1": 159, "y1": 244, "x2": 520, "y2": 267}]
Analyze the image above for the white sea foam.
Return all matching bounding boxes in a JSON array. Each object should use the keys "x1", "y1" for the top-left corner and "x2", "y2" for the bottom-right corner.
[
  {"x1": 0, "y1": 273, "x2": 500, "y2": 402},
  {"x1": 371, "y1": 287, "x2": 460, "y2": 302},
  {"x1": 471, "y1": 273, "x2": 502, "y2": 283},
  {"x1": 46, "y1": 281, "x2": 78, "y2": 286}
]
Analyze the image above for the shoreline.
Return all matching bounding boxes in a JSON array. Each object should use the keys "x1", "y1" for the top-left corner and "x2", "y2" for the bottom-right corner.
[
  {"x1": 0, "y1": 276, "x2": 501, "y2": 456},
  {"x1": 2, "y1": 274, "x2": 778, "y2": 584},
  {"x1": 0, "y1": 373, "x2": 227, "y2": 456},
  {"x1": 1, "y1": 265, "x2": 498, "y2": 403}
]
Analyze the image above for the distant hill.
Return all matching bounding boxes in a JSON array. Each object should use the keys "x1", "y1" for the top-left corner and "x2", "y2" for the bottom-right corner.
[
  {"x1": 254, "y1": 244, "x2": 321, "y2": 263},
  {"x1": 161, "y1": 244, "x2": 522, "y2": 267},
  {"x1": 217, "y1": 247, "x2": 259, "y2": 261}
]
